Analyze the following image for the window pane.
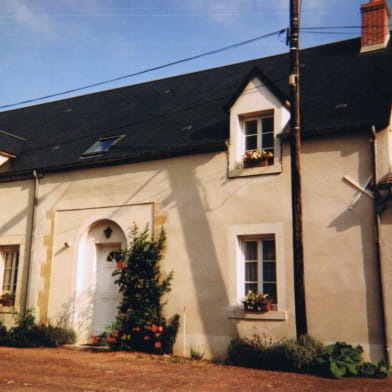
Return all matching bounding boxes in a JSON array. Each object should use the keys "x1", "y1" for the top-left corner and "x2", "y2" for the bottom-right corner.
[
  {"x1": 107, "y1": 251, "x2": 121, "y2": 262},
  {"x1": 245, "y1": 135, "x2": 257, "y2": 151},
  {"x1": 2, "y1": 269, "x2": 11, "y2": 291},
  {"x1": 262, "y1": 117, "x2": 274, "y2": 133},
  {"x1": 244, "y1": 241, "x2": 258, "y2": 260},
  {"x1": 4, "y1": 253, "x2": 12, "y2": 269},
  {"x1": 2, "y1": 249, "x2": 19, "y2": 295},
  {"x1": 245, "y1": 120, "x2": 257, "y2": 136},
  {"x1": 262, "y1": 132, "x2": 274, "y2": 150},
  {"x1": 245, "y1": 262, "x2": 258, "y2": 282},
  {"x1": 263, "y1": 240, "x2": 275, "y2": 260},
  {"x1": 263, "y1": 262, "x2": 276, "y2": 282},
  {"x1": 245, "y1": 283, "x2": 258, "y2": 295},
  {"x1": 264, "y1": 283, "x2": 277, "y2": 303}
]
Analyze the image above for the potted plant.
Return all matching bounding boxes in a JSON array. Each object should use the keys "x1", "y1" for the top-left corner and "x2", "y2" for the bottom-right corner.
[
  {"x1": 0, "y1": 292, "x2": 15, "y2": 307},
  {"x1": 242, "y1": 291, "x2": 272, "y2": 312},
  {"x1": 243, "y1": 150, "x2": 273, "y2": 168}
]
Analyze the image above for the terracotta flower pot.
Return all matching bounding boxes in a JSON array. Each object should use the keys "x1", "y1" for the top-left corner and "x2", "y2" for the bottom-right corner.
[{"x1": 243, "y1": 159, "x2": 269, "y2": 168}]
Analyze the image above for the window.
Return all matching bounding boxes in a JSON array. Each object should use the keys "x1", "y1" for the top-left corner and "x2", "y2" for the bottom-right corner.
[
  {"x1": 242, "y1": 236, "x2": 277, "y2": 306},
  {"x1": 244, "y1": 116, "x2": 274, "y2": 155},
  {"x1": 0, "y1": 246, "x2": 19, "y2": 306},
  {"x1": 83, "y1": 135, "x2": 125, "y2": 156}
]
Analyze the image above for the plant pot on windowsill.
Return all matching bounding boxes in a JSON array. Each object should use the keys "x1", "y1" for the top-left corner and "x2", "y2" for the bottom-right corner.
[
  {"x1": 242, "y1": 291, "x2": 273, "y2": 313},
  {"x1": 243, "y1": 300, "x2": 272, "y2": 312},
  {"x1": 243, "y1": 159, "x2": 270, "y2": 168},
  {"x1": 243, "y1": 150, "x2": 273, "y2": 168},
  {"x1": 0, "y1": 293, "x2": 15, "y2": 307}
]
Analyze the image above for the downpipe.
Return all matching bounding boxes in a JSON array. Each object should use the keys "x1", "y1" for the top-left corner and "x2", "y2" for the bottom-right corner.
[
  {"x1": 23, "y1": 170, "x2": 40, "y2": 314},
  {"x1": 371, "y1": 126, "x2": 390, "y2": 365}
]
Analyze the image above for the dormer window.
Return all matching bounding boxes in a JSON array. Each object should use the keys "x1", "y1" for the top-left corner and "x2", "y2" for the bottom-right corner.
[
  {"x1": 226, "y1": 73, "x2": 289, "y2": 177},
  {"x1": 243, "y1": 114, "x2": 274, "y2": 167},
  {"x1": 83, "y1": 135, "x2": 125, "y2": 157}
]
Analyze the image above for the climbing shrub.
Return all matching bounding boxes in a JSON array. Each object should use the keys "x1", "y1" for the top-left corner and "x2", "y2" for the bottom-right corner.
[{"x1": 107, "y1": 224, "x2": 179, "y2": 354}]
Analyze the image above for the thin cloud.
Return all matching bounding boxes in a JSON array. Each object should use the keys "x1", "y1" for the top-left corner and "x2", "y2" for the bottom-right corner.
[
  {"x1": 2, "y1": 0, "x2": 52, "y2": 34},
  {"x1": 178, "y1": 0, "x2": 288, "y2": 26}
]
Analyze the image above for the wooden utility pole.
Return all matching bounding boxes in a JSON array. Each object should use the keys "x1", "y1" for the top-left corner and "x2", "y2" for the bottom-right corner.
[{"x1": 289, "y1": 0, "x2": 307, "y2": 336}]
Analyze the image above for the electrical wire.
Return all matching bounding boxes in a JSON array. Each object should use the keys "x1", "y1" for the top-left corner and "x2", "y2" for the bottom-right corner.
[
  {"x1": 0, "y1": 28, "x2": 286, "y2": 111},
  {"x1": 1, "y1": 23, "x2": 389, "y2": 111}
]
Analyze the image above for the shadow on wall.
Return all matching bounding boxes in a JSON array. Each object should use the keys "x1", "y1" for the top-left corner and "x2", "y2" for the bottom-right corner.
[
  {"x1": 307, "y1": 134, "x2": 384, "y2": 361},
  {"x1": 163, "y1": 154, "x2": 238, "y2": 357},
  {"x1": 58, "y1": 289, "x2": 95, "y2": 343}
]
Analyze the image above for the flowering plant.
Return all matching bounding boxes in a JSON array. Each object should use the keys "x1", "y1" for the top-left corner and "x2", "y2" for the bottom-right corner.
[
  {"x1": 243, "y1": 150, "x2": 273, "y2": 163},
  {"x1": 107, "y1": 224, "x2": 179, "y2": 354},
  {"x1": 0, "y1": 292, "x2": 15, "y2": 306},
  {"x1": 242, "y1": 291, "x2": 272, "y2": 312}
]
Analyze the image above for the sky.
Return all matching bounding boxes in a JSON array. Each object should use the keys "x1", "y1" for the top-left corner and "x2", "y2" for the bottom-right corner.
[{"x1": 0, "y1": 0, "x2": 378, "y2": 111}]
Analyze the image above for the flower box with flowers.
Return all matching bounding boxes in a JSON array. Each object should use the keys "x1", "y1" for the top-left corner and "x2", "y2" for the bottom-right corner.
[
  {"x1": 0, "y1": 292, "x2": 15, "y2": 307},
  {"x1": 243, "y1": 150, "x2": 273, "y2": 168},
  {"x1": 242, "y1": 291, "x2": 272, "y2": 312}
]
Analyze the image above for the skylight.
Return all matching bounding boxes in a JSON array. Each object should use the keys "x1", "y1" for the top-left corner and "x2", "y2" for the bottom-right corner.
[{"x1": 83, "y1": 135, "x2": 125, "y2": 156}]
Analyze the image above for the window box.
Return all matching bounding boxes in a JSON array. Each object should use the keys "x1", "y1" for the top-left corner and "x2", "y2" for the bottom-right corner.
[
  {"x1": 243, "y1": 300, "x2": 272, "y2": 312},
  {"x1": 0, "y1": 293, "x2": 14, "y2": 307},
  {"x1": 243, "y1": 159, "x2": 272, "y2": 168},
  {"x1": 242, "y1": 291, "x2": 274, "y2": 312}
]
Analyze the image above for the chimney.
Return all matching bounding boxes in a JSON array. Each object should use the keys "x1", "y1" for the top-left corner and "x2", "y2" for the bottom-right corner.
[{"x1": 360, "y1": 0, "x2": 391, "y2": 53}]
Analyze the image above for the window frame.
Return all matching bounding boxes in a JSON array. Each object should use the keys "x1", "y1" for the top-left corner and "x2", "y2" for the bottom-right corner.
[
  {"x1": 241, "y1": 235, "x2": 277, "y2": 310},
  {"x1": 0, "y1": 245, "x2": 19, "y2": 307},
  {"x1": 228, "y1": 224, "x2": 286, "y2": 320},
  {"x1": 82, "y1": 135, "x2": 125, "y2": 157},
  {"x1": 243, "y1": 113, "x2": 274, "y2": 159}
]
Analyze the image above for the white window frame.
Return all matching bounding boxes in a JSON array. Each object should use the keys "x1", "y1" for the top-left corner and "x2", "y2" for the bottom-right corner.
[
  {"x1": 0, "y1": 246, "x2": 19, "y2": 306},
  {"x1": 227, "y1": 223, "x2": 287, "y2": 321},
  {"x1": 243, "y1": 114, "x2": 274, "y2": 157},
  {"x1": 241, "y1": 235, "x2": 277, "y2": 309}
]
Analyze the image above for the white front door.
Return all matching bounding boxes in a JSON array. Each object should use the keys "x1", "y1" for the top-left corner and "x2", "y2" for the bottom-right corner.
[{"x1": 94, "y1": 244, "x2": 122, "y2": 335}]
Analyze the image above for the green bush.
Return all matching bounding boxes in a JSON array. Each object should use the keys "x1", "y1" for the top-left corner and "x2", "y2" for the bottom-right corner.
[
  {"x1": 227, "y1": 336, "x2": 391, "y2": 379},
  {"x1": 190, "y1": 346, "x2": 204, "y2": 361},
  {"x1": 227, "y1": 334, "x2": 325, "y2": 372},
  {"x1": 107, "y1": 225, "x2": 179, "y2": 354},
  {"x1": 358, "y1": 361, "x2": 378, "y2": 378},
  {"x1": 0, "y1": 309, "x2": 76, "y2": 348},
  {"x1": 227, "y1": 334, "x2": 289, "y2": 369},
  {"x1": 313, "y1": 341, "x2": 391, "y2": 379},
  {"x1": 263, "y1": 334, "x2": 326, "y2": 372},
  {"x1": 314, "y1": 342, "x2": 363, "y2": 378},
  {"x1": 373, "y1": 360, "x2": 392, "y2": 379}
]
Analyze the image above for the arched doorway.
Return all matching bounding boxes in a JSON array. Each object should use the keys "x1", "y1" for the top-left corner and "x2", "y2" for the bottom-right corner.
[{"x1": 76, "y1": 219, "x2": 126, "y2": 337}]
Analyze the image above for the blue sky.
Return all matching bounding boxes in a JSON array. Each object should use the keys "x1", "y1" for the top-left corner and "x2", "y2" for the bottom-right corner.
[{"x1": 0, "y1": 0, "x2": 373, "y2": 111}]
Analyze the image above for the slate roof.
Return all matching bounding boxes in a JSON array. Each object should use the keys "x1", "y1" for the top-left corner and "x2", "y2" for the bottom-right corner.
[{"x1": 0, "y1": 35, "x2": 390, "y2": 179}]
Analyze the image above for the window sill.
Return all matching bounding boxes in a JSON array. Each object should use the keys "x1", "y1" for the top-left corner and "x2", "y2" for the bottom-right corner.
[
  {"x1": 0, "y1": 307, "x2": 17, "y2": 314},
  {"x1": 228, "y1": 163, "x2": 282, "y2": 178},
  {"x1": 227, "y1": 306, "x2": 287, "y2": 321}
]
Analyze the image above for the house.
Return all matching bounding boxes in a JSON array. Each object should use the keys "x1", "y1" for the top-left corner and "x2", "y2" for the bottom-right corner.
[{"x1": 0, "y1": 0, "x2": 390, "y2": 362}]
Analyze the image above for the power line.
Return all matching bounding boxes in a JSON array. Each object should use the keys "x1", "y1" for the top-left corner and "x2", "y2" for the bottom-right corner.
[
  {"x1": 0, "y1": 28, "x2": 286, "y2": 111},
  {"x1": 2, "y1": 24, "x2": 389, "y2": 111}
]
